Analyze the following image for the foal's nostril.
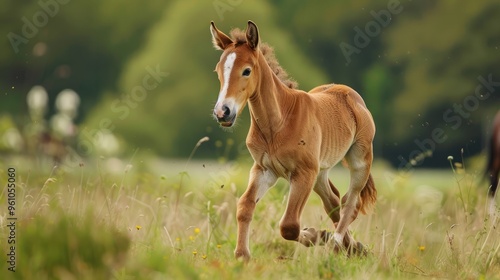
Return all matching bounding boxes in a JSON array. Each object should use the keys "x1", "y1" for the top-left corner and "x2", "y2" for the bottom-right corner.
[{"x1": 222, "y1": 105, "x2": 231, "y2": 117}]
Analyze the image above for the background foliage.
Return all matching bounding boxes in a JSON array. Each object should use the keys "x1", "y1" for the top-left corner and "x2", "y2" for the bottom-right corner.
[
  {"x1": 1, "y1": 2, "x2": 500, "y2": 278},
  {"x1": 1, "y1": 0, "x2": 499, "y2": 166}
]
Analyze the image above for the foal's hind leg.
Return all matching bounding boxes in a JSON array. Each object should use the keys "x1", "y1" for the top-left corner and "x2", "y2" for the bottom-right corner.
[
  {"x1": 333, "y1": 143, "x2": 373, "y2": 253},
  {"x1": 301, "y1": 170, "x2": 359, "y2": 247},
  {"x1": 298, "y1": 169, "x2": 341, "y2": 246}
]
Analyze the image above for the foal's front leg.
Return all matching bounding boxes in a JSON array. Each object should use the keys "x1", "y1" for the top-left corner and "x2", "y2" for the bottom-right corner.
[
  {"x1": 279, "y1": 168, "x2": 317, "y2": 244},
  {"x1": 235, "y1": 164, "x2": 277, "y2": 261}
]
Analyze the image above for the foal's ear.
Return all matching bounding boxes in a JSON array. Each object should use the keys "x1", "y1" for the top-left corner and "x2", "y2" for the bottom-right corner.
[
  {"x1": 210, "y1": 21, "x2": 233, "y2": 51},
  {"x1": 246, "y1": 20, "x2": 259, "y2": 50}
]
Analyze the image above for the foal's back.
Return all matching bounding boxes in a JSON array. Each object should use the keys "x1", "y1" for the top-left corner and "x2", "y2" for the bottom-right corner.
[{"x1": 306, "y1": 84, "x2": 375, "y2": 168}]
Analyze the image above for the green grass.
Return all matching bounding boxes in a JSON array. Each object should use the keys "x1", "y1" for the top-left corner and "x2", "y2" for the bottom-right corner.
[{"x1": 1, "y1": 154, "x2": 500, "y2": 279}]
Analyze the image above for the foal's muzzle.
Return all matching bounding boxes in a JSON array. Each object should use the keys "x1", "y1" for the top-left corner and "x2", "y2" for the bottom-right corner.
[{"x1": 214, "y1": 104, "x2": 236, "y2": 127}]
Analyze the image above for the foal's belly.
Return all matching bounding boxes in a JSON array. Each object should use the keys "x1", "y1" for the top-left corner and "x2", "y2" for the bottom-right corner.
[
  {"x1": 319, "y1": 157, "x2": 344, "y2": 170},
  {"x1": 318, "y1": 131, "x2": 355, "y2": 169}
]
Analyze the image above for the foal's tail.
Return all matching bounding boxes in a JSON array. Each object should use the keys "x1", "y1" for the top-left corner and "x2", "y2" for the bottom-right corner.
[{"x1": 359, "y1": 174, "x2": 377, "y2": 214}]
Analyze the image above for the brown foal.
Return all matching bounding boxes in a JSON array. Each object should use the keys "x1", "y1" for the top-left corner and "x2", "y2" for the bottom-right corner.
[{"x1": 210, "y1": 21, "x2": 377, "y2": 261}]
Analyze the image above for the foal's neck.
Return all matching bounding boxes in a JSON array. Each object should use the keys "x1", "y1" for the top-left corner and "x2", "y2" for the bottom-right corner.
[{"x1": 248, "y1": 52, "x2": 294, "y2": 139}]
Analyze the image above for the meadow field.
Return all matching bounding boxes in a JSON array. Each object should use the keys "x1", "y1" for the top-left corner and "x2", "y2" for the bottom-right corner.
[
  {"x1": 2, "y1": 1, "x2": 498, "y2": 279},
  {"x1": 1, "y1": 153, "x2": 500, "y2": 280}
]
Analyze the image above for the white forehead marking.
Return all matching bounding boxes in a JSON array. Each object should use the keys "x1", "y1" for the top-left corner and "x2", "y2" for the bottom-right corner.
[{"x1": 217, "y1": 52, "x2": 237, "y2": 104}]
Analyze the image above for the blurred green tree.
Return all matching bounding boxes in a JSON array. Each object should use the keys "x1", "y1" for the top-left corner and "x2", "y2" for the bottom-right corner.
[
  {"x1": 383, "y1": 0, "x2": 500, "y2": 165},
  {"x1": 0, "y1": 0, "x2": 169, "y2": 121},
  {"x1": 1, "y1": 0, "x2": 498, "y2": 166},
  {"x1": 85, "y1": 0, "x2": 328, "y2": 158}
]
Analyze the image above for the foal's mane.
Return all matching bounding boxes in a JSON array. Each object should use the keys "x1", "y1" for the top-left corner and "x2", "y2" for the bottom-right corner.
[{"x1": 229, "y1": 28, "x2": 298, "y2": 89}]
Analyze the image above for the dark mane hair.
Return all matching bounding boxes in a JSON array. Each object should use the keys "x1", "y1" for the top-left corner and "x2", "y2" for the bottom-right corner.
[{"x1": 229, "y1": 28, "x2": 298, "y2": 89}]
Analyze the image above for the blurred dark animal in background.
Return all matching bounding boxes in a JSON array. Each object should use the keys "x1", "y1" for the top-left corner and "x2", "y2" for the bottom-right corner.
[{"x1": 487, "y1": 111, "x2": 500, "y2": 215}]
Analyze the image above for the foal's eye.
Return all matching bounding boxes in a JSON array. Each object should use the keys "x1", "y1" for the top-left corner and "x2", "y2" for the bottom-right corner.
[{"x1": 242, "y1": 68, "x2": 251, "y2": 76}]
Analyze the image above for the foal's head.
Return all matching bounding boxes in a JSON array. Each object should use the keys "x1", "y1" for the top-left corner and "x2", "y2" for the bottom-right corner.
[{"x1": 210, "y1": 21, "x2": 260, "y2": 127}]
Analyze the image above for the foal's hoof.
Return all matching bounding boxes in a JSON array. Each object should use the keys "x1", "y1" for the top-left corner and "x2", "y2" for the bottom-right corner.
[
  {"x1": 299, "y1": 228, "x2": 331, "y2": 247},
  {"x1": 234, "y1": 250, "x2": 251, "y2": 262},
  {"x1": 349, "y1": 241, "x2": 368, "y2": 257},
  {"x1": 333, "y1": 240, "x2": 368, "y2": 257},
  {"x1": 299, "y1": 227, "x2": 319, "y2": 246}
]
